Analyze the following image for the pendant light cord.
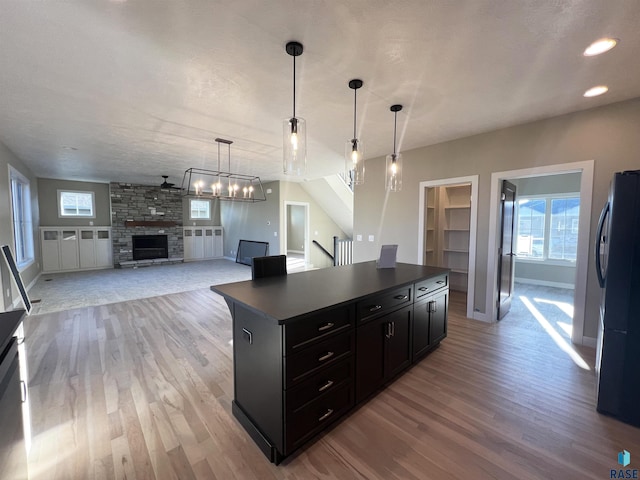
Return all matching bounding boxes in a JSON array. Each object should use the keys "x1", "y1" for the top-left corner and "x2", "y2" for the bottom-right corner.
[
  {"x1": 393, "y1": 111, "x2": 398, "y2": 156},
  {"x1": 292, "y1": 54, "x2": 296, "y2": 118},
  {"x1": 353, "y1": 88, "x2": 357, "y2": 140}
]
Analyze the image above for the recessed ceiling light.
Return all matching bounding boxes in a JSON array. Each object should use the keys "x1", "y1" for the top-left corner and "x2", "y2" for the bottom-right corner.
[
  {"x1": 583, "y1": 38, "x2": 618, "y2": 56},
  {"x1": 584, "y1": 85, "x2": 609, "y2": 97}
]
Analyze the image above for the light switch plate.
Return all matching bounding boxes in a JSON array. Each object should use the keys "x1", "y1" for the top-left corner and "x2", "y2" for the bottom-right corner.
[
  {"x1": 368, "y1": 235, "x2": 374, "y2": 242},
  {"x1": 356, "y1": 234, "x2": 362, "y2": 241}
]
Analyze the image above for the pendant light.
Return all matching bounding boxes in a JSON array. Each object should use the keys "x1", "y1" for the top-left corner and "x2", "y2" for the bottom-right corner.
[
  {"x1": 283, "y1": 41, "x2": 306, "y2": 175},
  {"x1": 345, "y1": 79, "x2": 365, "y2": 186},
  {"x1": 385, "y1": 104, "x2": 403, "y2": 192}
]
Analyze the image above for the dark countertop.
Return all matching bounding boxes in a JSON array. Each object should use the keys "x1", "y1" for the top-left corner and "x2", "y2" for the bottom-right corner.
[
  {"x1": 211, "y1": 261, "x2": 449, "y2": 324},
  {"x1": 0, "y1": 309, "x2": 26, "y2": 354}
]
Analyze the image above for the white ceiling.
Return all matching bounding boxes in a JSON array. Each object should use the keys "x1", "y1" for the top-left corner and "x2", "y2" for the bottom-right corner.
[{"x1": 1, "y1": 1, "x2": 639, "y2": 188}]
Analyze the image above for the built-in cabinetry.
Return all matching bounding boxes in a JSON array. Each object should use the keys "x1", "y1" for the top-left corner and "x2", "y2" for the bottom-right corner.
[
  {"x1": 183, "y1": 226, "x2": 223, "y2": 261},
  {"x1": 425, "y1": 184, "x2": 471, "y2": 292},
  {"x1": 213, "y1": 262, "x2": 449, "y2": 464},
  {"x1": 41, "y1": 227, "x2": 112, "y2": 273}
]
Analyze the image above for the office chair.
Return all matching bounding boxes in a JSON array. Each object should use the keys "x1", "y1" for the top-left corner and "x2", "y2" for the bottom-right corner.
[{"x1": 251, "y1": 255, "x2": 288, "y2": 280}]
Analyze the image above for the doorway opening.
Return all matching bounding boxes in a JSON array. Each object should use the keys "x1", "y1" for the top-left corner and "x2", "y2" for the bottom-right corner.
[
  {"x1": 418, "y1": 175, "x2": 479, "y2": 319},
  {"x1": 487, "y1": 161, "x2": 594, "y2": 346},
  {"x1": 284, "y1": 201, "x2": 309, "y2": 272}
]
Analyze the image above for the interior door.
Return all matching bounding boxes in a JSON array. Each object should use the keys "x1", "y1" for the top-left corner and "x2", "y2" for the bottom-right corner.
[{"x1": 497, "y1": 180, "x2": 516, "y2": 320}]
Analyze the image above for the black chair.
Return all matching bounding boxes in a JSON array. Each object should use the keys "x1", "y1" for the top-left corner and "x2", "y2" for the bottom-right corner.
[{"x1": 251, "y1": 255, "x2": 287, "y2": 280}]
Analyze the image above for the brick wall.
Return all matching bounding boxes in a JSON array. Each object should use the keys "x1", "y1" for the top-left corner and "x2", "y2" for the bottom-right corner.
[{"x1": 110, "y1": 183, "x2": 183, "y2": 265}]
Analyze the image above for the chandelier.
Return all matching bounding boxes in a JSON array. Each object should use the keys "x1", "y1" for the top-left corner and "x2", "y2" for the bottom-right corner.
[{"x1": 181, "y1": 138, "x2": 266, "y2": 202}]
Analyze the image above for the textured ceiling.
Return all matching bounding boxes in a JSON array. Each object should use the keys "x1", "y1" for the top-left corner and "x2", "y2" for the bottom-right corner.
[{"x1": 1, "y1": 0, "x2": 639, "y2": 187}]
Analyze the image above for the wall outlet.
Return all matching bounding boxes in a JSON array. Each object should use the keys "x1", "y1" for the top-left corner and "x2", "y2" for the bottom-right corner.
[
  {"x1": 356, "y1": 234, "x2": 362, "y2": 241},
  {"x1": 89, "y1": 221, "x2": 94, "y2": 226},
  {"x1": 6, "y1": 288, "x2": 10, "y2": 298},
  {"x1": 274, "y1": 231, "x2": 278, "y2": 237}
]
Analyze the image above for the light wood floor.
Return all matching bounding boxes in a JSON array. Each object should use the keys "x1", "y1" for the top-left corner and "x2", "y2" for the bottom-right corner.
[{"x1": 24, "y1": 289, "x2": 640, "y2": 479}]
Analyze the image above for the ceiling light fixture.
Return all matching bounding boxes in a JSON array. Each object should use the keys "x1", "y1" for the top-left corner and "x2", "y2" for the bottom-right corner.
[
  {"x1": 181, "y1": 138, "x2": 266, "y2": 202},
  {"x1": 346, "y1": 79, "x2": 365, "y2": 186},
  {"x1": 386, "y1": 104, "x2": 403, "y2": 192},
  {"x1": 283, "y1": 41, "x2": 306, "y2": 176},
  {"x1": 583, "y1": 38, "x2": 618, "y2": 56},
  {"x1": 584, "y1": 85, "x2": 609, "y2": 97}
]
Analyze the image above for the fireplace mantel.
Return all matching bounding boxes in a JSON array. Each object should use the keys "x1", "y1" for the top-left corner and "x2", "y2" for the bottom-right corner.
[{"x1": 124, "y1": 220, "x2": 179, "y2": 228}]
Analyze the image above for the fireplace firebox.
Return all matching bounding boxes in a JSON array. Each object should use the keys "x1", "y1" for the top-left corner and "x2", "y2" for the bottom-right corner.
[{"x1": 132, "y1": 235, "x2": 168, "y2": 261}]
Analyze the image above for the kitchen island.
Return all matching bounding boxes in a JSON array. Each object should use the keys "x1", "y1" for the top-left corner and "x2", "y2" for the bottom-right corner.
[{"x1": 211, "y1": 261, "x2": 449, "y2": 463}]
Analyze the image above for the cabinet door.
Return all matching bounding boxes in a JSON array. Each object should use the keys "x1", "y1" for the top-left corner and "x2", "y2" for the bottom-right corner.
[
  {"x1": 204, "y1": 229, "x2": 214, "y2": 258},
  {"x1": 413, "y1": 298, "x2": 431, "y2": 360},
  {"x1": 60, "y1": 230, "x2": 79, "y2": 270},
  {"x1": 214, "y1": 228, "x2": 223, "y2": 257},
  {"x1": 79, "y1": 229, "x2": 96, "y2": 268},
  {"x1": 41, "y1": 230, "x2": 61, "y2": 272},
  {"x1": 384, "y1": 305, "x2": 412, "y2": 380},
  {"x1": 183, "y1": 229, "x2": 194, "y2": 259},
  {"x1": 193, "y1": 229, "x2": 204, "y2": 258},
  {"x1": 429, "y1": 290, "x2": 448, "y2": 345},
  {"x1": 355, "y1": 316, "x2": 386, "y2": 403},
  {"x1": 95, "y1": 229, "x2": 112, "y2": 267}
]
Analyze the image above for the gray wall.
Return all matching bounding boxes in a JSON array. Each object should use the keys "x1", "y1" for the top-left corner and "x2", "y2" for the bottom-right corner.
[
  {"x1": 38, "y1": 178, "x2": 111, "y2": 226},
  {"x1": 354, "y1": 98, "x2": 640, "y2": 339},
  {"x1": 221, "y1": 181, "x2": 281, "y2": 258},
  {"x1": 280, "y1": 182, "x2": 347, "y2": 269},
  {"x1": 511, "y1": 173, "x2": 580, "y2": 287},
  {"x1": 0, "y1": 141, "x2": 40, "y2": 311}
]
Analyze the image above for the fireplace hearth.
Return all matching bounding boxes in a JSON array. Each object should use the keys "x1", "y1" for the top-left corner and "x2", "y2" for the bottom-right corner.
[{"x1": 132, "y1": 235, "x2": 168, "y2": 261}]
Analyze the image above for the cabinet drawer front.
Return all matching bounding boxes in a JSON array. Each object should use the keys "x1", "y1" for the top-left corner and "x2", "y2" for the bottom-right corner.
[
  {"x1": 285, "y1": 382, "x2": 353, "y2": 453},
  {"x1": 285, "y1": 333, "x2": 353, "y2": 387},
  {"x1": 415, "y1": 275, "x2": 448, "y2": 299},
  {"x1": 356, "y1": 286, "x2": 412, "y2": 322},
  {"x1": 285, "y1": 358, "x2": 352, "y2": 412},
  {"x1": 285, "y1": 306, "x2": 352, "y2": 354}
]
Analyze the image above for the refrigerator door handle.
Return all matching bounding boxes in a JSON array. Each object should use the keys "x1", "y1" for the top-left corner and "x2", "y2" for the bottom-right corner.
[{"x1": 595, "y1": 201, "x2": 610, "y2": 288}]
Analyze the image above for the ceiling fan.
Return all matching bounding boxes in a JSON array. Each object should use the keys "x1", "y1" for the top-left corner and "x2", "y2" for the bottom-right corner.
[{"x1": 159, "y1": 175, "x2": 180, "y2": 191}]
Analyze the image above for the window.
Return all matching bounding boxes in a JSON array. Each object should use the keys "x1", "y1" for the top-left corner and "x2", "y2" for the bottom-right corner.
[
  {"x1": 516, "y1": 194, "x2": 580, "y2": 262},
  {"x1": 190, "y1": 199, "x2": 211, "y2": 220},
  {"x1": 58, "y1": 190, "x2": 95, "y2": 217},
  {"x1": 9, "y1": 166, "x2": 34, "y2": 268}
]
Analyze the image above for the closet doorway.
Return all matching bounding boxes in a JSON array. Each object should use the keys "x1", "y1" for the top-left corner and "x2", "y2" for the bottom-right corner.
[{"x1": 418, "y1": 175, "x2": 479, "y2": 319}]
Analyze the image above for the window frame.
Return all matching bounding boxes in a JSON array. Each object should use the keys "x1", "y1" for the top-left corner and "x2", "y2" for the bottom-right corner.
[
  {"x1": 515, "y1": 192, "x2": 580, "y2": 264},
  {"x1": 8, "y1": 165, "x2": 35, "y2": 271},
  {"x1": 57, "y1": 190, "x2": 96, "y2": 218},
  {"x1": 189, "y1": 198, "x2": 211, "y2": 220}
]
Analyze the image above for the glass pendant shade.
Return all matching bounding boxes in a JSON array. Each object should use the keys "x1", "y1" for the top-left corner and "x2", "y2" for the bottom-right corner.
[
  {"x1": 385, "y1": 104, "x2": 403, "y2": 192},
  {"x1": 385, "y1": 152, "x2": 402, "y2": 192},
  {"x1": 345, "y1": 138, "x2": 365, "y2": 185},
  {"x1": 283, "y1": 116, "x2": 307, "y2": 175},
  {"x1": 284, "y1": 41, "x2": 306, "y2": 175}
]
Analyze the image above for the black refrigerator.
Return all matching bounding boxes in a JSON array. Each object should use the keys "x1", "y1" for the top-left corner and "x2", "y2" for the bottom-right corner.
[{"x1": 595, "y1": 170, "x2": 640, "y2": 427}]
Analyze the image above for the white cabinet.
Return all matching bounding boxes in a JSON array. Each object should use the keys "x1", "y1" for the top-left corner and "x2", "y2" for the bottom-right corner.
[
  {"x1": 41, "y1": 227, "x2": 112, "y2": 273},
  {"x1": 184, "y1": 226, "x2": 223, "y2": 261}
]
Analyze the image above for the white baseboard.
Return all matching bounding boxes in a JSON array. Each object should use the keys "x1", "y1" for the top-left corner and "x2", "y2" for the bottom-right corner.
[
  {"x1": 472, "y1": 311, "x2": 493, "y2": 322},
  {"x1": 581, "y1": 336, "x2": 597, "y2": 348},
  {"x1": 287, "y1": 250, "x2": 304, "y2": 255},
  {"x1": 515, "y1": 278, "x2": 575, "y2": 289}
]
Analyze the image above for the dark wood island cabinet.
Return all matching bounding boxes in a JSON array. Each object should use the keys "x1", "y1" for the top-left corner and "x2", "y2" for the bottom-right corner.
[{"x1": 211, "y1": 261, "x2": 449, "y2": 464}]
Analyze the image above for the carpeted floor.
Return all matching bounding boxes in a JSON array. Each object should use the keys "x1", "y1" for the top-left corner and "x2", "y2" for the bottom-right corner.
[{"x1": 28, "y1": 258, "x2": 253, "y2": 315}]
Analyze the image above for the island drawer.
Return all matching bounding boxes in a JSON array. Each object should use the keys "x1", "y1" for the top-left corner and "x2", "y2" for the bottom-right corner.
[
  {"x1": 284, "y1": 332, "x2": 354, "y2": 387},
  {"x1": 356, "y1": 286, "x2": 412, "y2": 322},
  {"x1": 284, "y1": 306, "x2": 352, "y2": 354},
  {"x1": 285, "y1": 357, "x2": 353, "y2": 412},
  {"x1": 285, "y1": 382, "x2": 354, "y2": 453},
  {"x1": 415, "y1": 275, "x2": 448, "y2": 300}
]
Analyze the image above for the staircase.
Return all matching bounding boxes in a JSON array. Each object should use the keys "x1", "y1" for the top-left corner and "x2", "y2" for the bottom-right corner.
[{"x1": 300, "y1": 175, "x2": 353, "y2": 237}]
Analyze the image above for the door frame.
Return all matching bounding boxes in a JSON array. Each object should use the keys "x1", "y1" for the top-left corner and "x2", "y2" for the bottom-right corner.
[
  {"x1": 485, "y1": 160, "x2": 594, "y2": 345},
  {"x1": 283, "y1": 201, "x2": 310, "y2": 267},
  {"x1": 417, "y1": 175, "x2": 479, "y2": 319}
]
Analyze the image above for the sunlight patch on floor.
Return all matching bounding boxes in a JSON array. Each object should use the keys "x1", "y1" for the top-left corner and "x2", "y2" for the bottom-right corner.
[
  {"x1": 535, "y1": 297, "x2": 574, "y2": 318},
  {"x1": 556, "y1": 321, "x2": 573, "y2": 337},
  {"x1": 520, "y1": 296, "x2": 590, "y2": 370}
]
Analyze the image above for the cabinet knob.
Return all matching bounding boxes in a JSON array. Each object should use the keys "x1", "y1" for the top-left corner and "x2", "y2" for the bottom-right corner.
[
  {"x1": 318, "y1": 351, "x2": 335, "y2": 362},
  {"x1": 318, "y1": 322, "x2": 334, "y2": 332},
  {"x1": 318, "y1": 380, "x2": 334, "y2": 392},
  {"x1": 318, "y1": 408, "x2": 334, "y2": 422}
]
